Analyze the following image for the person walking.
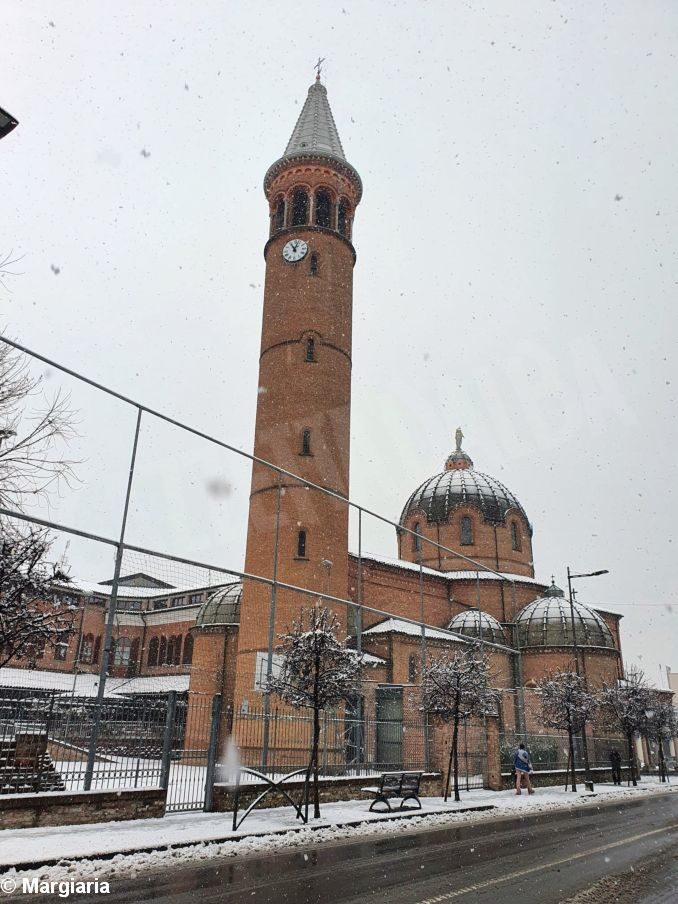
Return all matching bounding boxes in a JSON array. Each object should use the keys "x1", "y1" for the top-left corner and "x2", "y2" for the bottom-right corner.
[
  {"x1": 610, "y1": 748, "x2": 622, "y2": 785},
  {"x1": 514, "y1": 743, "x2": 535, "y2": 795}
]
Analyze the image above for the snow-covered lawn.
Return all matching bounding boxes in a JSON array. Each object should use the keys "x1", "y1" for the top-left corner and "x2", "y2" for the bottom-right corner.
[{"x1": 0, "y1": 778, "x2": 675, "y2": 885}]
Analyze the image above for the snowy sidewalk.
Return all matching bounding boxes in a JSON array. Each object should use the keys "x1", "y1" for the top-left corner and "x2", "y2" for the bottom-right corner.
[{"x1": 0, "y1": 779, "x2": 674, "y2": 879}]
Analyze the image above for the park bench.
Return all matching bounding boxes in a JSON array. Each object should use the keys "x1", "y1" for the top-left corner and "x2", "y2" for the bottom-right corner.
[{"x1": 361, "y1": 771, "x2": 423, "y2": 812}]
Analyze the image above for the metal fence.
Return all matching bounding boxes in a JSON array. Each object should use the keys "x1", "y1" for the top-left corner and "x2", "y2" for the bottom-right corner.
[
  {"x1": 0, "y1": 688, "x2": 221, "y2": 810},
  {"x1": 499, "y1": 730, "x2": 628, "y2": 774}
]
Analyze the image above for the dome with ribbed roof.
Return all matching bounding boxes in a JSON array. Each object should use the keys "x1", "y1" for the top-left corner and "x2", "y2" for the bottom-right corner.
[
  {"x1": 514, "y1": 582, "x2": 615, "y2": 649},
  {"x1": 400, "y1": 431, "x2": 530, "y2": 529},
  {"x1": 195, "y1": 583, "x2": 241, "y2": 627},
  {"x1": 448, "y1": 610, "x2": 506, "y2": 644}
]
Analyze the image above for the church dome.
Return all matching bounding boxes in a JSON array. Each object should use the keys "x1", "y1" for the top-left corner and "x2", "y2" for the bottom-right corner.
[
  {"x1": 514, "y1": 582, "x2": 615, "y2": 649},
  {"x1": 400, "y1": 430, "x2": 530, "y2": 529},
  {"x1": 448, "y1": 610, "x2": 506, "y2": 645},
  {"x1": 195, "y1": 583, "x2": 242, "y2": 627}
]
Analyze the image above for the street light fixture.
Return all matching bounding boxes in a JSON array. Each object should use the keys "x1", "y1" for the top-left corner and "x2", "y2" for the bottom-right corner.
[
  {"x1": 0, "y1": 106, "x2": 19, "y2": 140},
  {"x1": 566, "y1": 566, "x2": 609, "y2": 793}
]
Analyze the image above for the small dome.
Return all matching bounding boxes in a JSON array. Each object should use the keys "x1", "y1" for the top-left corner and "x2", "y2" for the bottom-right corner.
[
  {"x1": 448, "y1": 610, "x2": 506, "y2": 644},
  {"x1": 515, "y1": 582, "x2": 614, "y2": 649},
  {"x1": 400, "y1": 432, "x2": 529, "y2": 528},
  {"x1": 195, "y1": 583, "x2": 242, "y2": 627}
]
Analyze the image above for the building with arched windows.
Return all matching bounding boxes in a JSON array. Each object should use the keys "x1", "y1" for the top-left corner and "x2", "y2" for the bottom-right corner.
[{"x1": 1, "y1": 75, "x2": 639, "y2": 784}]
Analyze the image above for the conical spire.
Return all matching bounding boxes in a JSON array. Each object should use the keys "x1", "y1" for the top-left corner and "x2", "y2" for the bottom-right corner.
[{"x1": 283, "y1": 79, "x2": 346, "y2": 161}]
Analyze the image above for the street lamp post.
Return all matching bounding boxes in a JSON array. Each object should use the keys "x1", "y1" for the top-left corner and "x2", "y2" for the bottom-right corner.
[
  {"x1": 566, "y1": 566, "x2": 609, "y2": 793},
  {"x1": 0, "y1": 106, "x2": 19, "y2": 141}
]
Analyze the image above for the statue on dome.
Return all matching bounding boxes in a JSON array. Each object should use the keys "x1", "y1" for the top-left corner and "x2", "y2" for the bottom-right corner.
[{"x1": 455, "y1": 427, "x2": 464, "y2": 452}]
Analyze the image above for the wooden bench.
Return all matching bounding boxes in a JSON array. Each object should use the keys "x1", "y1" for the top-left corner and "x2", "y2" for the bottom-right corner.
[{"x1": 361, "y1": 771, "x2": 423, "y2": 812}]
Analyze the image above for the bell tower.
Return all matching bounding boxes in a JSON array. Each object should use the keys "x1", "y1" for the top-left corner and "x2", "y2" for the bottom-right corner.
[{"x1": 234, "y1": 75, "x2": 362, "y2": 710}]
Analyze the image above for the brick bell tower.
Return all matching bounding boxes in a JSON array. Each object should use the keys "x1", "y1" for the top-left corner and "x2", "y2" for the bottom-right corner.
[{"x1": 234, "y1": 74, "x2": 362, "y2": 712}]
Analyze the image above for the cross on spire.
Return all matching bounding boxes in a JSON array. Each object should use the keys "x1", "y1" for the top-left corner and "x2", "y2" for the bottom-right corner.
[{"x1": 314, "y1": 57, "x2": 326, "y2": 81}]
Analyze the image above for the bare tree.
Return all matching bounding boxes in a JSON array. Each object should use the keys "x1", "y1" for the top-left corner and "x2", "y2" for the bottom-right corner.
[
  {"x1": 266, "y1": 605, "x2": 361, "y2": 818},
  {"x1": 602, "y1": 668, "x2": 652, "y2": 786},
  {"x1": 0, "y1": 338, "x2": 78, "y2": 510},
  {"x1": 0, "y1": 520, "x2": 76, "y2": 668},
  {"x1": 0, "y1": 250, "x2": 23, "y2": 292},
  {"x1": 642, "y1": 695, "x2": 677, "y2": 783},
  {"x1": 421, "y1": 643, "x2": 499, "y2": 802},
  {"x1": 538, "y1": 670, "x2": 599, "y2": 792}
]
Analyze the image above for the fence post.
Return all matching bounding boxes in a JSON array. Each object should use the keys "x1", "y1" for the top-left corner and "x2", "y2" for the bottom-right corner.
[
  {"x1": 204, "y1": 694, "x2": 223, "y2": 812},
  {"x1": 160, "y1": 691, "x2": 177, "y2": 791}
]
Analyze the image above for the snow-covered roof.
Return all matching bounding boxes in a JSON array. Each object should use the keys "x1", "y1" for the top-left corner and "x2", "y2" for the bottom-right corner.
[
  {"x1": 362, "y1": 618, "x2": 466, "y2": 643},
  {"x1": 360, "y1": 652, "x2": 386, "y2": 666},
  {"x1": 0, "y1": 667, "x2": 189, "y2": 698},
  {"x1": 351, "y1": 552, "x2": 544, "y2": 586}
]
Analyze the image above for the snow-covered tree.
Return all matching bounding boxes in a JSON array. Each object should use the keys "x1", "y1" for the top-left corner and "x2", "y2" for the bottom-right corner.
[
  {"x1": 642, "y1": 696, "x2": 677, "y2": 782},
  {"x1": 0, "y1": 339, "x2": 78, "y2": 511},
  {"x1": 0, "y1": 520, "x2": 75, "y2": 667},
  {"x1": 266, "y1": 605, "x2": 361, "y2": 818},
  {"x1": 538, "y1": 671, "x2": 599, "y2": 792},
  {"x1": 602, "y1": 668, "x2": 652, "y2": 786},
  {"x1": 421, "y1": 643, "x2": 499, "y2": 802}
]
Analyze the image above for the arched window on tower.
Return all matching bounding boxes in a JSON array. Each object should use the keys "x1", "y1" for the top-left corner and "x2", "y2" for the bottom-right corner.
[
  {"x1": 460, "y1": 516, "x2": 473, "y2": 546},
  {"x1": 275, "y1": 197, "x2": 285, "y2": 230},
  {"x1": 413, "y1": 522, "x2": 422, "y2": 554},
  {"x1": 301, "y1": 428, "x2": 312, "y2": 455},
  {"x1": 148, "y1": 636, "x2": 159, "y2": 667},
  {"x1": 113, "y1": 637, "x2": 131, "y2": 667},
  {"x1": 315, "y1": 190, "x2": 332, "y2": 228},
  {"x1": 338, "y1": 199, "x2": 350, "y2": 237},
  {"x1": 291, "y1": 190, "x2": 308, "y2": 226},
  {"x1": 511, "y1": 521, "x2": 521, "y2": 551},
  {"x1": 305, "y1": 336, "x2": 316, "y2": 361},
  {"x1": 309, "y1": 253, "x2": 318, "y2": 276},
  {"x1": 182, "y1": 633, "x2": 194, "y2": 665},
  {"x1": 159, "y1": 635, "x2": 167, "y2": 666},
  {"x1": 297, "y1": 529, "x2": 307, "y2": 558}
]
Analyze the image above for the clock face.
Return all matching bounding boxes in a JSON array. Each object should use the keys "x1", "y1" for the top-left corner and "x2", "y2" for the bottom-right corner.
[{"x1": 282, "y1": 239, "x2": 308, "y2": 263}]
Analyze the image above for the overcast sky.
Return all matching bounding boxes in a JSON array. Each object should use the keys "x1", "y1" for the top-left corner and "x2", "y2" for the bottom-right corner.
[{"x1": 2, "y1": 1, "x2": 676, "y2": 683}]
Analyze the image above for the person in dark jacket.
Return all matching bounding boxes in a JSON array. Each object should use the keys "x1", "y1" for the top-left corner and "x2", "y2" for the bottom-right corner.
[
  {"x1": 514, "y1": 743, "x2": 535, "y2": 795},
  {"x1": 610, "y1": 748, "x2": 622, "y2": 785}
]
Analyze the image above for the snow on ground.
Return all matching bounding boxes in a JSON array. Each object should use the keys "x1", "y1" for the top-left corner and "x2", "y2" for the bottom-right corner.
[{"x1": 0, "y1": 778, "x2": 675, "y2": 885}]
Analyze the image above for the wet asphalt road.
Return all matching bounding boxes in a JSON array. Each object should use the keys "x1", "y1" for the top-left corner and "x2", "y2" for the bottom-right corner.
[{"x1": 23, "y1": 792, "x2": 678, "y2": 903}]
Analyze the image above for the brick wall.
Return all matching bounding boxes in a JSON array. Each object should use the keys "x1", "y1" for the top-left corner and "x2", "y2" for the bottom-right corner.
[{"x1": 0, "y1": 787, "x2": 166, "y2": 829}]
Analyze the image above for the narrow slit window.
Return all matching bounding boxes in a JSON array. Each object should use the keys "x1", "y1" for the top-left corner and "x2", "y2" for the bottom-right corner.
[
  {"x1": 511, "y1": 521, "x2": 521, "y2": 551},
  {"x1": 408, "y1": 655, "x2": 417, "y2": 682},
  {"x1": 338, "y1": 199, "x2": 350, "y2": 236},
  {"x1": 305, "y1": 336, "x2": 315, "y2": 361},
  {"x1": 315, "y1": 190, "x2": 332, "y2": 228},
  {"x1": 460, "y1": 516, "x2": 473, "y2": 546},
  {"x1": 301, "y1": 428, "x2": 311, "y2": 455},
  {"x1": 309, "y1": 253, "x2": 318, "y2": 276},
  {"x1": 292, "y1": 190, "x2": 308, "y2": 226},
  {"x1": 297, "y1": 529, "x2": 307, "y2": 558},
  {"x1": 275, "y1": 198, "x2": 285, "y2": 230},
  {"x1": 413, "y1": 522, "x2": 422, "y2": 553}
]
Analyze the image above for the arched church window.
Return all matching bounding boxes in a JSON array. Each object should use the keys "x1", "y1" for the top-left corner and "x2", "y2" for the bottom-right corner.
[
  {"x1": 305, "y1": 336, "x2": 315, "y2": 361},
  {"x1": 92, "y1": 635, "x2": 101, "y2": 665},
  {"x1": 80, "y1": 633, "x2": 94, "y2": 664},
  {"x1": 338, "y1": 199, "x2": 350, "y2": 236},
  {"x1": 315, "y1": 190, "x2": 332, "y2": 228},
  {"x1": 159, "y1": 635, "x2": 167, "y2": 665},
  {"x1": 309, "y1": 253, "x2": 318, "y2": 276},
  {"x1": 291, "y1": 190, "x2": 308, "y2": 226},
  {"x1": 174, "y1": 635, "x2": 182, "y2": 665},
  {"x1": 460, "y1": 516, "x2": 473, "y2": 546},
  {"x1": 129, "y1": 638, "x2": 140, "y2": 675},
  {"x1": 182, "y1": 633, "x2": 194, "y2": 665},
  {"x1": 413, "y1": 522, "x2": 422, "y2": 553},
  {"x1": 113, "y1": 636, "x2": 131, "y2": 666},
  {"x1": 275, "y1": 197, "x2": 285, "y2": 230},
  {"x1": 297, "y1": 529, "x2": 307, "y2": 558},
  {"x1": 148, "y1": 636, "x2": 159, "y2": 667},
  {"x1": 408, "y1": 655, "x2": 417, "y2": 682},
  {"x1": 301, "y1": 428, "x2": 312, "y2": 455},
  {"x1": 511, "y1": 521, "x2": 521, "y2": 551}
]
